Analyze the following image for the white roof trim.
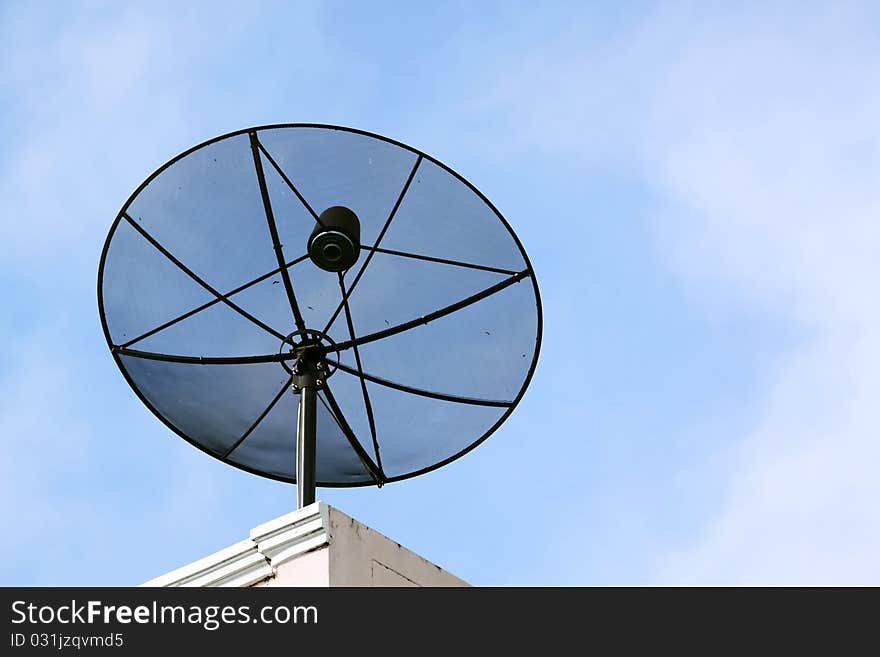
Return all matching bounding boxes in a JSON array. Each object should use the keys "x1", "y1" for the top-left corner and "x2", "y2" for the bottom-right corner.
[
  {"x1": 250, "y1": 501, "x2": 330, "y2": 567},
  {"x1": 140, "y1": 501, "x2": 330, "y2": 587}
]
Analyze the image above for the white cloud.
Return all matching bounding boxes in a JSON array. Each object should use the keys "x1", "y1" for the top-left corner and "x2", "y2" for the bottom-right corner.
[
  {"x1": 644, "y1": 6, "x2": 880, "y2": 584},
  {"x1": 0, "y1": 0, "x2": 382, "y2": 584},
  {"x1": 0, "y1": 3, "x2": 244, "y2": 583},
  {"x1": 465, "y1": 3, "x2": 880, "y2": 583},
  {"x1": 0, "y1": 5, "x2": 188, "y2": 264}
]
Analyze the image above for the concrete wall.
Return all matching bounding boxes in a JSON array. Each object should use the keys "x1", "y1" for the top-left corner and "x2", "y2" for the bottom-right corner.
[
  {"x1": 142, "y1": 501, "x2": 468, "y2": 588},
  {"x1": 325, "y1": 507, "x2": 467, "y2": 587}
]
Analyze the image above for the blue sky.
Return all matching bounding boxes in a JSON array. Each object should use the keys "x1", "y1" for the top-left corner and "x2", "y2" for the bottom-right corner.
[{"x1": 1, "y1": 1, "x2": 878, "y2": 585}]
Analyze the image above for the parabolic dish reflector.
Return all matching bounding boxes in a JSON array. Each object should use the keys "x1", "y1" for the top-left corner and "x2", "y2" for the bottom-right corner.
[{"x1": 98, "y1": 124, "x2": 542, "y2": 487}]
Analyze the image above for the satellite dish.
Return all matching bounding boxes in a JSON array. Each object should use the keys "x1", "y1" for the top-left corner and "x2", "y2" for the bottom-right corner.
[{"x1": 98, "y1": 124, "x2": 542, "y2": 508}]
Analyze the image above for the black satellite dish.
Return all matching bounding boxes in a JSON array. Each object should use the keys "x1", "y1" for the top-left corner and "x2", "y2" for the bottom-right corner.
[{"x1": 98, "y1": 124, "x2": 542, "y2": 508}]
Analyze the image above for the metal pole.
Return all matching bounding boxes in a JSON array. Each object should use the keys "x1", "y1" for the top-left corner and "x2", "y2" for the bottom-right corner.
[{"x1": 295, "y1": 375, "x2": 317, "y2": 509}]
